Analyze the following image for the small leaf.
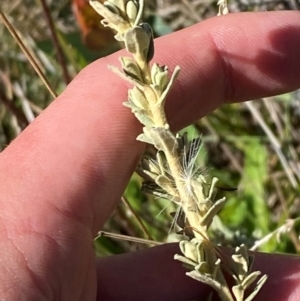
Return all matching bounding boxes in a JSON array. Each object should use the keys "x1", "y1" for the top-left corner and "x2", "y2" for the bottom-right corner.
[
  {"x1": 201, "y1": 197, "x2": 226, "y2": 229},
  {"x1": 129, "y1": 86, "x2": 149, "y2": 110},
  {"x1": 232, "y1": 245, "x2": 249, "y2": 280},
  {"x1": 211, "y1": 258, "x2": 221, "y2": 280},
  {"x1": 241, "y1": 271, "x2": 261, "y2": 290},
  {"x1": 245, "y1": 275, "x2": 268, "y2": 301},
  {"x1": 136, "y1": 133, "x2": 153, "y2": 144},
  {"x1": 146, "y1": 127, "x2": 178, "y2": 151},
  {"x1": 125, "y1": 0, "x2": 138, "y2": 24},
  {"x1": 144, "y1": 158, "x2": 160, "y2": 175},
  {"x1": 141, "y1": 181, "x2": 171, "y2": 200},
  {"x1": 109, "y1": 65, "x2": 145, "y2": 86},
  {"x1": 123, "y1": 103, "x2": 153, "y2": 126},
  {"x1": 151, "y1": 63, "x2": 169, "y2": 93},
  {"x1": 89, "y1": 1, "x2": 129, "y2": 33},
  {"x1": 123, "y1": 100, "x2": 139, "y2": 110},
  {"x1": 124, "y1": 26, "x2": 151, "y2": 61},
  {"x1": 142, "y1": 169, "x2": 158, "y2": 181},
  {"x1": 179, "y1": 240, "x2": 199, "y2": 264},
  {"x1": 120, "y1": 57, "x2": 143, "y2": 81},
  {"x1": 104, "y1": 2, "x2": 120, "y2": 14},
  {"x1": 156, "y1": 175, "x2": 177, "y2": 197},
  {"x1": 195, "y1": 261, "x2": 210, "y2": 274},
  {"x1": 186, "y1": 270, "x2": 222, "y2": 291},
  {"x1": 232, "y1": 284, "x2": 244, "y2": 301},
  {"x1": 156, "y1": 174, "x2": 171, "y2": 186},
  {"x1": 133, "y1": 111, "x2": 154, "y2": 127},
  {"x1": 156, "y1": 65, "x2": 180, "y2": 107},
  {"x1": 107, "y1": 0, "x2": 126, "y2": 13},
  {"x1": 156, "y1": 151, "x2": 167, "y2": 176},
  {"x1": 139, "y1": 23, "x2": 154, "y2": 62},
  {"x1": 174, "y1": 254, "x2": 197, "y2": 268}
]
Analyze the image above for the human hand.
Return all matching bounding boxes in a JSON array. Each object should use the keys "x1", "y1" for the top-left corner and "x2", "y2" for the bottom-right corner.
[{"x1": 0, "y1": 11, "x2": 300, "y2": 301}]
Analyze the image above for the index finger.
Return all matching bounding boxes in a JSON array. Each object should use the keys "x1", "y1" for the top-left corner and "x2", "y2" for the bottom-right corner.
[{"x1": 1, "y1": 11, "x2": 300, "y2": 235}]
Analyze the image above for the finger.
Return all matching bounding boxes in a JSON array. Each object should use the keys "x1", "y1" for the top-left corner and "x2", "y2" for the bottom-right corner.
[
  {"x1": 96, "y1": 243, "x2": 300, "y2": 301},
  {"x1": 1, "y1": 11, "x2": 300, "y2": 236},
  {"x1": 1, "y1": 11, "x2": 300, "y2": 299},
  {"x1": 96, "y1": 244, "x2": 211, "y2": 301},
  {"x1": 154, "y1": 10, "x2": 300, "y2": 129}
]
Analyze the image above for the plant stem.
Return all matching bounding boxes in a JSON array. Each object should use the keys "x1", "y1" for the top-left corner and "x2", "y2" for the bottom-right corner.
[
  {"x1": 0, "y1": 10, "x2": 57, "y2": 98},
  {"x1": 39, "y1": 0, "x2": 71, "y2": 85}
]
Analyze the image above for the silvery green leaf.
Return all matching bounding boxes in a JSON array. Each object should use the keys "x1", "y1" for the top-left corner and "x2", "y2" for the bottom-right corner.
[
  {"x1": 155, "y1": 175, "x2": 178, "y2": 197},
  {"x1": 156, "y1": 65, "x2": 180, "y2": 107},
  {"x1": 90, "y1": 1, "x2": 129, "y2": 32},
  {"x1": 136, "y1": 165, "x2": 156, "y2": 182},
  {"x1": 156, "y1": 174, "x2": 171, "y2": 186},
  {"x1": 217, "y1": 0, "x2": 229, "y2": 15},
  {"x1": 245, "y1": 275, "x2": 267, "y2": 301},
  {"x1": 201, "y1": 197, "x2": 226, "y2": 229},
  {"x1": 150, "y1": 63, "x2": 160, "y2": 84},
  {"x1": 145, "y1": 158, "x2": 161, "y2": 175},
  {"x1": 211, "y1": 258, "x2": 221, "y2": 279},
  {"x1": 156, "y1": 149, "x2": 165, "y2": 167},
  {"x1": 104, "y1": 0, "x2": 125, "y2": 12},
  {"x1": 157, "y1": 70, "x2": 169, "y2": 91},
  {"x1": 186, "y1": 270, "x2": 223, "y2": 290},
  {"x1": 232, "y1": 284, "x2": 244, "y2": 301},
  {"x1": 232, "y1": 245, "x2": 249, "y2": 280},
  {"x1": 143, "y1": 176, "x2": 179, "y2": 200},
  {"x1": 123, "y1": 100, "x2": 139, "y2": 110},
  {"x1": 120, "y1": 57, "x2": 143, "y2": 81},
  {"x1": 196, "y1": 174, "x2": 207, "y2": 184},
  {"x1": 179, "y1": 240, "x2": 199, "y2": 264},
  {"x1": 206, "y1": 177, "x2": 218, "y2": 200},
  {"x1": 109, "y1": 65, "x2": 146, "y2": 87},
  {"x1": 143, "y1": 169, "x2": 159, "y2": 181},
  {"x1": 141, "y1": 181, "x2": 172, "y2": 200},
  {"x1": 136, "y1": 134, "x2": 153, "y2": 145},
  {"x1": 133, "y1": 111, "x2": 154, "y2": 126},
  {"x1": 103, "y1": 1, "x2": 120, "y2": 14},
  {"x1": 151, "y1": 63, "x2": 169, "y2": 92},
  {"x1": 241, "y1": 271, "x2": 261, "y2": 290},
  {"x1": 105, "y1": 0, "x2": 134, "y2": 17},
  {"x1": 124, "y1": 26, "x2": 151, "y2": 62},
  {"x1": 129, "y1": 86, "x2": 149, "y2": 110},
  {"x1": 136, "y1": 127, "x2": 154, "y2": 144},
  {"x1": 180, "y1": 238, "x2": 206, "y2": 265},
  {"x1": 126, "y1": 0, "x2": 138, "y2": 24},
  {"x1": 237, "y1": 244, "x2": 249, "y2": 267},
  {"x1": 139, "y1": 23, "x2": 154, "y2": 63},
  {"x1": 195, "y1": 261, "x2": 210, "y2": 274},
  {"x1": 123, "y1": 103, "x2": 153, "y2": 126},
  {"x1": 146, "y1": 127, "x2": 178, "y2": 151},
  {"x1": 174, "y1": 254, "x2": 197, "y2": 268}
]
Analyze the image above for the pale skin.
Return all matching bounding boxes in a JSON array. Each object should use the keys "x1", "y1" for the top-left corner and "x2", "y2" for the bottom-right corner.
[{"x1": 0, "y1": 11, "x2": 300, "y2": 301}]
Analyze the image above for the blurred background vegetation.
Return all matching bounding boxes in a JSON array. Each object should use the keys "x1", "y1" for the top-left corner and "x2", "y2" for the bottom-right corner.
[{"x1": 0, "y1": 0, "x2": 299, "y2": 256}]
